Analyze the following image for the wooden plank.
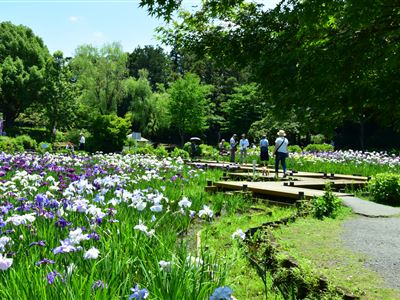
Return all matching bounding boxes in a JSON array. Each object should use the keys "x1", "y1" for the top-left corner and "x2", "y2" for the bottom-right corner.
[
  {"x1": 214, "y1": 181, "x2": 353, "y2": 200},
  {"x1": 188, "y1": 160, "x2": 368, "y2": 181}
]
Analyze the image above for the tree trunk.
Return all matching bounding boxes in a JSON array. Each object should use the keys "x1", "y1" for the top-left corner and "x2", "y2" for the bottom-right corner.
[{"x1": 3, "y1": 110, "x2": 18, "y2": 134}]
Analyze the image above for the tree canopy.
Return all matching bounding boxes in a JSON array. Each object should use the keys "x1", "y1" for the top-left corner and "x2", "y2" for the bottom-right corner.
[
  {"x1": 140, "y1": 0, "x2": 400, "y2": 133},
  {"x1": 0, "y1": 21, "x2": 50, "y2": 129}
]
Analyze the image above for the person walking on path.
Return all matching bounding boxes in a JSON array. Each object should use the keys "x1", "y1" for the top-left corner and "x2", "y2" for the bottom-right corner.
[
  {"x1": 229, "y1": 134, "x2": 238, "y2": 163},
  {"x1": 79, "y1": 133, "x2": 85, "y2": 151},
  {"x1": 274, "y1": 130, "x2": 289, "y2": 177},
  {"x1": 260, "y1": 134, "x2": 269, "y2": 165},
  {"x1": 239, "y1": 134, "x2": 249, "y2": 164}
]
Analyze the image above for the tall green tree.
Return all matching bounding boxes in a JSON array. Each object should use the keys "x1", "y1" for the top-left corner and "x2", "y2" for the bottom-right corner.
[
  {"x1": 123, "y1": 70, "x2": 153, "y2": 133},
  {"x1": 0, "y1": 21, "x2": 50, "y2": 129},
  {"x1": 222, "y1": 82, "x2": 265, "y2": 136},
  {"x1": 127, "y1": 45, "x2": 173, "y2": 89},
  {"x1": 42, "y1": 51, "x2": 80, "y2": 131},
  {"x1": 168, "y1": 73, "x2": 212, "y2": 145},
  {"x1": 72, "y1": 42, "x2": 127, "y2": 115}
]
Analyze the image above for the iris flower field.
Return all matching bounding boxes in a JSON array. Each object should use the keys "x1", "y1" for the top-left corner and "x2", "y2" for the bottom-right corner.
[{"x1": 0, "y1": 152, "x2": 230, "y2": 299}]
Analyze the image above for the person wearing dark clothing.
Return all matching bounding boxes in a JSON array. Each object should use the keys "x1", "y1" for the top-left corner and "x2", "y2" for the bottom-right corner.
[
  {"x1": 260, "y1": 135, "x2": 269, "y2": 164},
  {"x1": 274, "y1": 130, "x2": 289, "y2": 177}
]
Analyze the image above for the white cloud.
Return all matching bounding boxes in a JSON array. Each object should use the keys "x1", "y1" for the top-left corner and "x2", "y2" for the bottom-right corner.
[{"x1": 69, "y1": 16, "x2": 79, "y2": 22}]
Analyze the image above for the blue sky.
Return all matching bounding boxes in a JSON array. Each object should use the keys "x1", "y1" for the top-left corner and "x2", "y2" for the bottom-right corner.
[{"x1": 0, "y1": 0, "x2": 280, "y2": 57}]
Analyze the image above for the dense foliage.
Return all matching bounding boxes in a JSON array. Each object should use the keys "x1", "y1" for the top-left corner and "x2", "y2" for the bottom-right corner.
[{"x1": 369, "y1": 173, "x2": 400, "y2": 206}]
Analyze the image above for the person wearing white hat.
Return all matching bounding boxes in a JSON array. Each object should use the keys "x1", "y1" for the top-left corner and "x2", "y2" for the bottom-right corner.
[{"x1": 274, "y1": 130, "x2": 289, "y2": 177}]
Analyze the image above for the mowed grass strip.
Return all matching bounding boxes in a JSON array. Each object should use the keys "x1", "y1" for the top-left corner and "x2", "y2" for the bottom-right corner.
[{"x1": 275, "y1": 208, "x2": 400, "y2": 300}]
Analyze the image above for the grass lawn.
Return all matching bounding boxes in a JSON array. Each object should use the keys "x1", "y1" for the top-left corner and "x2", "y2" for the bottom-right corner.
[{"x1": 275, "y1": 208, "x2": 400, "y2": 299}]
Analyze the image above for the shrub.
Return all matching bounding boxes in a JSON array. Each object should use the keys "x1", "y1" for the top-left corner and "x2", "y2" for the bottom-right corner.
[
  {"x1": 14, "y1": 135, "x2": 37, "y2": 150},
  {"x1": 199, "y1": 144, "x2": 217, "y2": 158},
  {"x1": 153, "y1": 145, "x2": 168, "y2": 157},
  {"x1": 368, "y1": 173, "x2": 400, "y2": 206},
  {"x1": 312, "y1": 183, "x2": 342, "y2": 219},
  {"x1": 89, "y1": 114, "x2": 130, "y2": 153},
  {"x1": 37, "y1": 142, "x2": 53, "y2": 154},
  {"x1": 170, "y1": 147, "x2": 190, "y2": 159},
  {"x1": 303, "y1": 143, "x2": 334, "y2": 153},
  {"x1": 136, "y1": 144, "x2": 155, "y2": 155},
  {"x1": 288, "y1": 145, "x2": 302, "y2": 153},
  {"x1": 0, "y1": 137, "x2": 23, "y2": 153}
]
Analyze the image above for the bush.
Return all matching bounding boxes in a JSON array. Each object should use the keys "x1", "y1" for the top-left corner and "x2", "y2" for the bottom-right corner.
[
  {"x1": 170, "y1": 147, "x2": 190, "y2": 159},
  {"x1": 14, "y1": 135, "x2": 37, "y2": 150},
  {"x1": 0, "y1": 137, "x2": 23, "y2": 153},
  {"x1": 154, "y1": 145, "x2": 168, "y2": 157},
  {"x1": 89, "y1": 114, "x2": 130, "y2": 153},
  {"x1": 288, "y1": 145, "x2": 302, "y2": 153},
  {"x1": 136, "y1": 144, "x2": 155, "y2": 155},
  {"x1": 37, "y1": 142, "x2": 53, "y2": 154},
  {"x1": 199, "y1": 144, "x2": 217, "y2": 158},
  {"x1": 303, "y1": 143, "x2": 334, "y2": 152},
  {"x1": 312, "y1": 183, "x2": 342, "y2": 219},
  {"x1": 368, "y1": 173, "x2": 400, "y2": 206}
]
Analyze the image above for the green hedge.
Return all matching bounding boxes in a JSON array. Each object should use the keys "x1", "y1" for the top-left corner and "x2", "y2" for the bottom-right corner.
[
  {"x1": 14, "y1": 135, "x2": 37, "y2": 150},
  {"x1": 288, "y1": 145, "x2": 302, "y2": 153},
  {"x1": 0, "y1": 137, "x2": 24, "y2": 153},
  {"x1": 303, "y1": 143, "x2": 334, "y2": 152},
  {"x1": 368, "y1": 173, "x2": 400, "y2": 206}
]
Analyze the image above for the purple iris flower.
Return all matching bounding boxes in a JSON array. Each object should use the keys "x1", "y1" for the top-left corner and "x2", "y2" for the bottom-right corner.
[
  {"x1": 210, "y1": 286, "x2": 233, "y2": 300},
  {"x1": 88, "y1": 232, "x2": 100, "y2": 241},
  {"x1": 128, "y1": 284, "x2": 149, "y2": 299},
  {"x1": 36, "y1": 258, "x2": 55, "y2": 266},
  {"x1": 92, "y1": 280, "x2": 108, "y2": 290},
  {"x1": 46, "y1": 270, "x2": 64, "y2": 284},
  {"x1": 55, "y1": 217, "x2": 72, "y2": 228},
  {"x1": 29, "y1": 240, "x2": 46, "y2": 247}
]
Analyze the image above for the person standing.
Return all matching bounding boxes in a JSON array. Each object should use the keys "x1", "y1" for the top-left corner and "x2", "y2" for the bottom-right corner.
[
  {"x1": 239, "y1": 134, "x2": 249, "y2": 164},
  {"x1": 229, "y1": 134, "x2": 238, "y2": 163},
  {"x1": 218, "y1": 139, "x2": 227, "y2": 155},
  {"x1": 274, "y1": 130, "x2": 289, "y2": 177},
  {"x1": 260, "y1": 134, "x2": 269, "y2": 165},
  {"x1": 79, "y1": 133, "x2": 86, "y2": 151}
]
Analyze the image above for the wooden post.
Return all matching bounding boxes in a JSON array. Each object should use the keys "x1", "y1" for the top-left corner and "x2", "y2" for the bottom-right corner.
[
  {"x1": 290, "y1": 181, "x2": 294, "y2": 186},
  {"x1": 298, "y1": 191, "x2": 305, "y2": 200},
  {"x1": 242, "y1": 184, "x2": 248, "y2": 191},
  {"x1": 207, "y1": 180, "x2": 212, "y2": 187}
]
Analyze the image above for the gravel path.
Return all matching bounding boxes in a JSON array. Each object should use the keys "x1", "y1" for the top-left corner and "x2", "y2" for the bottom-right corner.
[{"x1": 341, "y1": 197, "x2": 400, "y2": 289}]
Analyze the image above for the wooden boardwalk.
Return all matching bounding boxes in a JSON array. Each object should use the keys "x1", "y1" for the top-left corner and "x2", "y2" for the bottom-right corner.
[
  {"x1": 213, "y1": 180, "x2": 354, "y2": 200},
  {"x1": 192, "y1": 160, "x2": 368, "y2": 201}
]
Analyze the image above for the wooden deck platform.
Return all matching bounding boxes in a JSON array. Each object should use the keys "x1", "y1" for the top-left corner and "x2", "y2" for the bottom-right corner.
[
  {"x1": 190, "y1": 160, "x2": 368, "y2": 202},
  {"x1": 213, "y1": 181, "x2": 354, "y2": 200}
]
